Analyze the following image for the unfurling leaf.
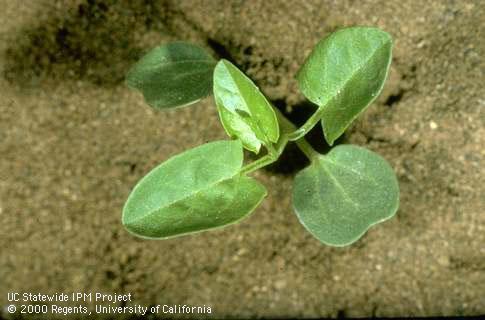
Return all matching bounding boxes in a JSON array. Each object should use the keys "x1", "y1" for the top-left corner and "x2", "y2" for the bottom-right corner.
[
  {"x1": 126, "y1": 42, "x2": 216, "y2": 109},
  {"x1": 122, "y1": 140, "x2": 267, "y2": 239},
  {"x1": 293, "y1": 145, "x2": 399, "y2": 246},
  {"x1": 297, "y1": 27, "x2": 392, "y2": 145},
  {"x1": 213, "y1": 60, "x2": 279, "y2": 153}
]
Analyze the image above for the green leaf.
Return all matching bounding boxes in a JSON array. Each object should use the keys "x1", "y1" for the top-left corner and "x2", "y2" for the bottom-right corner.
[
  {"x1": 297, "y1": 27, "x2": 393, "y2": 145},
  {"x1": 292, "y1": 145, "x2": 399, "y2": 246},
  {"x1": 126, "y1": 42, "x2": 216, "y2": 109},
  {"x1": 213, "y1": 60, "x2": 279, "y2": 153},
  {"x1": 122, "y1": 140, "x2": 267, "y2": 239}
]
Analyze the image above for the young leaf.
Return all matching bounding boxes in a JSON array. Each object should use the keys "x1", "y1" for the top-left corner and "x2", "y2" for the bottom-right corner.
[
  {"x1": 122, "y1": 140, "x2": 266, "y2": 239},
  {"x1": 213, "y1": 60, "x2": 279, "y2": 153},
  {"x1": 297, "y1": 27, "x2": 392, "y2": 145},
  {"x1": 292, "y1": 145, "x2": 399, "y2": 246},
  {"x1": 126, "y1": 42, "x2": 216, "y2": 109}
]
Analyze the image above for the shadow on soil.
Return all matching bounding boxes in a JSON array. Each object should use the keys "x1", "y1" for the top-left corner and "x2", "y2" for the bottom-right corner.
[
  {"x1": 3, "y1": 0, "x2": 168, "y2": 86},
  {"x1": 3, "y1": 0, "x2": 346, "y2": 175},
  {"x1": 261, "y1": 99, "x2": 346, "y2": 176}
]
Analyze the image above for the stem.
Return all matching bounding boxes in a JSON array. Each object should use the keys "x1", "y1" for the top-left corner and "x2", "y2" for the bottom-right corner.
[
  {"x1": 240, "y1": 105, "x2": 320, "y2": 174},
  {"x1": 274, "y1": 108, "x2": 319, "y2": 161},
  {"x1": 240, "y1": 154, "x2": 276, "y2": 174},
  {"x1": 295, "y1": 136, "x2": 319, "y2": 161},
  {"x1": 241, "y1": 123, "x2": 289, "y2": 174},
  {"x1": 286, "y1": 107, "x2": 324, "y2": 141}
]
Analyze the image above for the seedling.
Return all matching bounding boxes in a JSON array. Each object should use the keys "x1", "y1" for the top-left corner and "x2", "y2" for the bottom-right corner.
[{"x1": 122, "y1": 27, "x2": 399, "y2": 246}]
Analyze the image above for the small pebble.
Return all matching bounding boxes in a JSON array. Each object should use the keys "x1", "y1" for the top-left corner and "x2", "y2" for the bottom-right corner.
[{"x1": 429, "y1": 121, "x2": 438, "y2": 130}]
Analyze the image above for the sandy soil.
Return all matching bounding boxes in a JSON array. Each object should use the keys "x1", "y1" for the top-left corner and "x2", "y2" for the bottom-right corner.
[{"x1": 1, "y1": 0, "x2": 484, "y2": 318}]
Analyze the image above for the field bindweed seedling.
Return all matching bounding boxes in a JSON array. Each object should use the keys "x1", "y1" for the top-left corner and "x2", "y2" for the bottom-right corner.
[{"x1": 122, "y1": 27, "x2": 399, "y2": 246}]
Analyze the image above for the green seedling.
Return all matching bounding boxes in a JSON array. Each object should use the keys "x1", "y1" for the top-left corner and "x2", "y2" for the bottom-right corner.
[{"x1": 122, "y1": 27, "x2": 399, "y2": 246}]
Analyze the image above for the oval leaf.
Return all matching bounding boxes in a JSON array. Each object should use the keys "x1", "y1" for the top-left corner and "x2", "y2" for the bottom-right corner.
[
  {"x1": 126, "y1": 42, "x2": 216, "y2": 109},
  {"x1": 213, "y1": 60, "x2": 279, "y2": 153},
  {"x1": 297, "y1": 27, "x2": 393, "y2": 145},
  {"x1": 122, "y1": 140, "x2": 267, "y2": 239},
  {"x1": 293, "y1": 144, "x2": 399, "y2": 246}
]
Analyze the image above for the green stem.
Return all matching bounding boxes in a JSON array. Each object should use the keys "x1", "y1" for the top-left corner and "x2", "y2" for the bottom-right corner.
[
  {"x1": 286, "y1": 107, "x2": 324, "y2": 141},
  {"x1": 241, "y1": 107, "x2": 320, "y2": 174},
  {"x1": 240, "y1": 153, "x2": 276, "y2": 174},
  {"x1": 241, "y1": 122, "x2": 289, "y2": 174},
  {"x1": 295, "y1": 135, "x2": 319, "y2": 161},
  {"x1": 274, "y1": 108, "x2": 319, "y2": 161}
]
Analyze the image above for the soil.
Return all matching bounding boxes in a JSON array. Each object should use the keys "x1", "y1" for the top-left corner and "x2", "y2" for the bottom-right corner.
[{"x1": 1, "y1": 0, "x2": 484, "y2": 318}]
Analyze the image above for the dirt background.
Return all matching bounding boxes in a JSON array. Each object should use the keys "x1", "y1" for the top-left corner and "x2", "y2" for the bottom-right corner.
[{"x1": 1, "y1": 0, "x2": 484, "y2": 318}]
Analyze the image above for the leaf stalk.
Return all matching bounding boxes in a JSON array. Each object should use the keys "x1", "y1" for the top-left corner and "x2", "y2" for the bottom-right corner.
[
  {"x1": 241, "y1": 106, "x2": 319, "y2": 174},
  {"x1": 286, "y1": 107, "x2": 324, "y2": 141}
]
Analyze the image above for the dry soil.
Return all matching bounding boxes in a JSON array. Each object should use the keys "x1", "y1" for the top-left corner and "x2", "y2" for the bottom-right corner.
[{"x1": 1, "y1": 0, "x2": 484, "y2": 318}]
